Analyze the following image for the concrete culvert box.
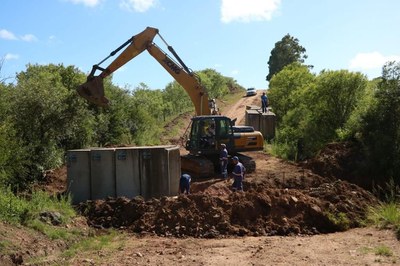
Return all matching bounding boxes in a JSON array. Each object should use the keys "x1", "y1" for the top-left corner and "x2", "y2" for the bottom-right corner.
[
  {"x1": 90, "y1": 148, "x2": 116, "y2": 200},
  {"x1": 166, "y1": 146, "x2": 181, "y2": 196},
  {"x1": 260, "y1": 111, "x2": 276, "y2": 140},
  {"x1": 138, "y1": 145, "x2": 181, "y2": 200},
  {"x1": 245, "y1": 109, "x2": 261, "y2": 131},
  {"x1": 66, "y1": 145, "x2": 180, "y2": 203},
  {"x1": 115, "y1": 147, "x2": 141, "y2": 198},
  {"x1": 66, "y1": 149, "x2": 91, "y2": 204}
]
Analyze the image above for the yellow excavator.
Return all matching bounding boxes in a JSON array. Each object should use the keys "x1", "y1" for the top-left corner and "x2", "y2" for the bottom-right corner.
[{"x1": 77, "y1": 27, "x2": 264, "y2": 178}]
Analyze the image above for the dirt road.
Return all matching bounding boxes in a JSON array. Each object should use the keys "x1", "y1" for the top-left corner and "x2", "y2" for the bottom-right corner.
[
  {"x1": 65, "y1": 227, "x2": 399, "y2": 265},
  {"x1": 222, "y1": 91, "x2": 262, "y2": 125}
]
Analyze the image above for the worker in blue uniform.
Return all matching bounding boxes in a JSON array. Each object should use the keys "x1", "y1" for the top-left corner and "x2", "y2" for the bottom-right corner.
[
  {"x1": 231, "y1": 156, "x2": 245, "y2": 191},
  {"x1": 179, "y1": 173, "x2": 191, "y2": 194},
  {"x1": 219, "y1": 143, "x2": 228, "y2": 179}
]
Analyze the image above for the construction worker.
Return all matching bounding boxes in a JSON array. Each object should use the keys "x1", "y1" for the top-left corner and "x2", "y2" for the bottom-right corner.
[
  {"x1": 231, "y1": 156, "x2": 245, "y2": 191},
  {"x1": 179, "y1": 173, "x2": 191, "y2": 194},
  {"x1": 219, "y1": 143, "x2": 228, "y2": 179},
  {"x1": 261, "y1": 92, "x2": 268, "y2": 113},
  {"x1": 206, "y1": 122, "x2": 216, "y2": 147}
]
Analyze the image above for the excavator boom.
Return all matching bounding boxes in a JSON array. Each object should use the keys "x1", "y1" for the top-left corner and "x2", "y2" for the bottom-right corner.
[
  {"x1": 77, "y1": 26, "x2": 216, "y2": 116},
  {"x1": 77, "y1": 27, "x2": 158, "y2": 108}
]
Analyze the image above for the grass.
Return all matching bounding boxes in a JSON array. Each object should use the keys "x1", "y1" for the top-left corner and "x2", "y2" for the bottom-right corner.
[
  {"x1": 325, "y1": 212, "x2": 350, "y2": 231},
  {"x1": 368, "y1": 179, "x2": 400, "y2": 239},
  {"x1": 367, "y1": 179, "x2": 400, "y2": 240},
  {"x1": 27, "y1": 218, "x2": 83, "y2": 240},
  {"x1": 0, "y1": 186, "x2": 78, "y2": 239},
  {"x1": 0, "y1": 239, "x2": 10, "y2": 251},
  {"x1": 61, "y1": 230, "x2": 123, "y2": 260},
  {"x1": 0, "y1": 186, "x2": 29, "y2": 224},
  {"x1": 368, "y1": 202, "x2": 400, "y2": 229},
  {"x1": 374, "y1": 245, "x2": 393, "y2": 256},
  {"x1": 359, "y1": 245, "x2": 394, "y2": 263},
  {"x1": 360, "y1": 245, "x2": 393, "y2": 257}
]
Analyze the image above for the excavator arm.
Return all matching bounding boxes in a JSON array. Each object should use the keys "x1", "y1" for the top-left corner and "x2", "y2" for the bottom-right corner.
[{"x1": 77, "y1": 27, "x2": 217, "y2": 116}]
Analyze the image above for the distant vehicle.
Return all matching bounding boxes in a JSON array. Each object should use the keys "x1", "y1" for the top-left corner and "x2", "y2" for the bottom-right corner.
[{"x1": 246, "y1": 87, "x2": 256, "y2": 96}]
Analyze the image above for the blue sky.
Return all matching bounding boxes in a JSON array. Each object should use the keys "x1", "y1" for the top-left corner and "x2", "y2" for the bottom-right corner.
[{"x1": 1, "y1": 0, "x2": 400, "y2": 90}]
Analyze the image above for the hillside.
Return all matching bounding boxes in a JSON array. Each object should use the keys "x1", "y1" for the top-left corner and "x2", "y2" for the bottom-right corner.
[{"x1": 1, "y1": 91, "x2": 399, "y2": 265}]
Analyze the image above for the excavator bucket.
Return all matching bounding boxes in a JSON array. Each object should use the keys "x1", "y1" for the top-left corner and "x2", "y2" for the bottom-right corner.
[{"x1": 77, "y1": 76, "x2": 110, "y2": 107}]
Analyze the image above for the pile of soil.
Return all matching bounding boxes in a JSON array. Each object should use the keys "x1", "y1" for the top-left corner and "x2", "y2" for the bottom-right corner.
[
  {"x1": 302, "y1": 141, "x2": 373, "y2": 190},
  {"x1": 77, "y1": 172, "x2": 378, "y2": 238}
]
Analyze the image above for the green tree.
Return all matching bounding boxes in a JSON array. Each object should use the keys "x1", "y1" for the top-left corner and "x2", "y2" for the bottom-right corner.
[
  {"x1": 268, "y1": 62, "x2": 315, "y2": 123},
  {"x1": 271, "y1": 67, "x2": 368, "y2": 160},
  {"x1": 0, "y1": 82, "x2": 30, "y2": 188},
  {"x1": 7, "y1": 64, "x2": 95, "y2": 187},
  {"x1": 89, "y1": 78, "x2": 134, "y2": 146},
  {"x1": 309, "y1": 70, "x2": 368, "y2": 142},
  {"x1": 162, "y1": 81, "x2": 192, "y2": 117},
  {"x1": 268, "y1": 63, "x2": 315, "y2": 159},
  {"x1": 357, "y1": 61, "x2": 400, "y2": 182},
  {"x1": 197, "y1": 69, "x2": 229, "y2": 99},
  {"x1": 266, "y1": 34, "x2": 309, "y2": 81}
]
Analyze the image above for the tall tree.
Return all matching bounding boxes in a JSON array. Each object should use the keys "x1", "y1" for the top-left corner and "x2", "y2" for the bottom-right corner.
[
  {"x1": 268, "y1": 62, "x2": 315, "y2": 122},
  {"x1": 358, "y1": 61, "x2": 400, "y2": 182},
  {"x1": 266, "y1": 34, "x2": 308, "y2": 81},
  {"x1": 270, "y1": 67, "x2": 367, "y2": 160}
]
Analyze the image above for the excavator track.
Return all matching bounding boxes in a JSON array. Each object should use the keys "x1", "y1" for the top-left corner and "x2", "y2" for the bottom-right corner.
[{"x1": 181, "y1": 154, "x2": 215, "y2": 179}]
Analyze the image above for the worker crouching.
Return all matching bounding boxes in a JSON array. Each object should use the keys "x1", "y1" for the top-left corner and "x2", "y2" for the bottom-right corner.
[{"x1": 179, "y1": 173, "x2": 191, "y2": 194}]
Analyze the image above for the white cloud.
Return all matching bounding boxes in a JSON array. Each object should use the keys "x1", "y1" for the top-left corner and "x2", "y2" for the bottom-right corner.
[
  {"x1": 221, "y1": 0, "x2": 281, "y2": 23},
  {"x1": 120, "y1": 0, "x2": 156, "y2": 12},
  {"x1": 66, "y1": 0, "x2": 101, "y2": 7},
  {"x1": 20, "y1": 34, "x2": 38, "y2": 42},
  {"x1": 0, "y1": 29, "x2": 17, "y2": 40},
  {"x1": 0, "y1": 29, "x2": 38, "y2": 42},
  {"x1": 4, "y1": 53, "x2": 19, "y2": 60},
  {"x1": 231, "y1": 69, "x2": 239, "y2": 75},
  {"x1": 349, "y1": 52, "x2": 400, "y2": 70}
]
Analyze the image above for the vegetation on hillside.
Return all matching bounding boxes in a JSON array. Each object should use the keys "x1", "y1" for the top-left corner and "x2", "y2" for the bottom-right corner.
[{"x1": 268, "y1": 61, "x2": 400, "y2": 188}]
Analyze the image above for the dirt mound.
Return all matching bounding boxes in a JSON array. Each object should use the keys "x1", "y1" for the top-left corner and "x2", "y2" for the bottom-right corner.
[
  {"x1": 33, "y1": 166, "x2": 67, "y2": 194},
  {"x1": 77, "y1": 177, "x2": 378, "y2": 238},
  {"x1": 302, "y1": 141, "x2": 372, "y2": 189}
]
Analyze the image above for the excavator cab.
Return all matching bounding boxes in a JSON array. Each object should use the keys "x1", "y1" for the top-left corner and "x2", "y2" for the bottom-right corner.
[{"x1": 186, "y1": 116, "x2": 235, "y2": 155}]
